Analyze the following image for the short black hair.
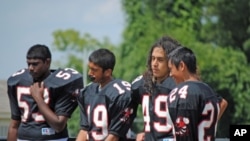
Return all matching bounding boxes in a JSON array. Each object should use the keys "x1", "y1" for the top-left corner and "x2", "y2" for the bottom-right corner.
[
  {"x1": 168, "y1": 46, "x2": 197, "y2": 74},
  {"x1": 89, "y1": 48, "x2": 115, "y2": 71},
  {"x1": 26, "y1": 44, "x2": 51, "y2": 61}
]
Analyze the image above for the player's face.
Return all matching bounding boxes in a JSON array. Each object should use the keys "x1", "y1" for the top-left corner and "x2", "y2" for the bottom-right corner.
[
  {"x1": 151, "y1": 47, "x2": 169, "y2": 81},
  {"x1": 27, "y1": 58, "x2": 50, "y2": 81},
  {"x1": 87, "y1": 62, "x2": 105, "y2": 83},
  {"x1": 168, "y1": 60, "x2": 183, "y2": 84}
]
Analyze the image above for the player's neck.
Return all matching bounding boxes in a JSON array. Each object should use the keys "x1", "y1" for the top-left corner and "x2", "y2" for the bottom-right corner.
[
  {"x1": 184, "y1": 73, "x2": 199, "y2": 82},
  {"x1": 34, "y1": 70, "x2": 50, "y2": 82},
  {"x1": 99, "y1": 76, "x2": 113, "y2": 89},
  {"x1": 154, "y1": 75, "x2": 168, "y2": 84}
]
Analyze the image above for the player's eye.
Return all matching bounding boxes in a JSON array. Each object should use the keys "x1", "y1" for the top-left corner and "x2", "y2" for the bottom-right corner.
[{"x1": 28, "y1": 62, "x2": 39, "y2": 66}]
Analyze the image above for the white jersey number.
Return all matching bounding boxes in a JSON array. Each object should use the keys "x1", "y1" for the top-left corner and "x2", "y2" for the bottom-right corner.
[
  {"x1": 142, "y1": 95, "x2": 172, "y2": 132},
  {"x1": 86, "y1": 81, "x2": 130, "y2": 140},
  {"x1": 17, "y1": 87, "x2": 49, "y2": 122}
]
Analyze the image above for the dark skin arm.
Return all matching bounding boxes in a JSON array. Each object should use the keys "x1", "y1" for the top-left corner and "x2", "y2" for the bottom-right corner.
[
  {"x1": 7, "y1": 119, "x2": 20, "y2": 141},
  {"x1": 30, "y1": 82, "x2": 68, "y2": 133}
]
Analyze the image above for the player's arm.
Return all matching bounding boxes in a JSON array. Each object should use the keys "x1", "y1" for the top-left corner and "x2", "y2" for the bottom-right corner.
[
  {"x1": 105, "y1": 134, "x2": 119, "y2": 141},
  {"x1": 30, "y1": 82, "x2": 68, "y2": 132},
  {"x1": 76, "y1": 130, "x2": 88, "y2": 141},
  {"x1": 76, "y1": 89, "x2": 90, "y2": 141},
  {"x1": 7, "y1": 119, "x2": 20, "y2": 141},
  {"x1": 136, "y1": 132, "x2": 145, "y2": 141},
  {"x1": 218, "y1": 98, "x2": 228, "y2": 120},
  {"x1": 108, "y1": 97, "x2": 137, "y2": 140}
]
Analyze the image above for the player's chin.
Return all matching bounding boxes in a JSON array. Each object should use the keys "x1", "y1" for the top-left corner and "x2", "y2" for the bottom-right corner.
[
  {"x1": 30, "y1": 73, "x2": 37, "y2": 78},
  {"x1": 152, "y1": 72, "x2": 161, "y2": 78},
  {"x1": 153, "y1": 71, "x2": 160, "y2": 77},
  {"x1": 30, "y1": 73, "x2": 40, "y2": 81}
]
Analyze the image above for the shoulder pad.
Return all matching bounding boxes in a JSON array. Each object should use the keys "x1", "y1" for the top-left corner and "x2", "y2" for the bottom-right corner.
[
  {"x1": 161, "y1": 77, "x2": 176, "y2": 90},
  {"x1": 7, "y1": 69, "x2": 32, "y2": 86},
  {"x1": 45, "y1": 68, "x2": 83, "y2": 87},
  {"x1": 131, "y1": 75, "x2": 144, "y2": 90}
]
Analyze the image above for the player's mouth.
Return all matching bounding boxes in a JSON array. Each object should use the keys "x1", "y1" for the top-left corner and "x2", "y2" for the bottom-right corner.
[
  {"x1": 152, "y1": 69, "x2": 159, "y2": 74},
  {"x1": 30, "y1": 72, "x2": 39, "y2": 79},
  {"x1": 88, "y1": 75, "x2": 95, "y2": 81}
]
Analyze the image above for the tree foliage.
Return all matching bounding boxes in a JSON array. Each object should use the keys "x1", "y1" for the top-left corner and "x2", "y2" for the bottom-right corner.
[{"x1": 200, "y1": 0, "x2": 250, "y2": 62}]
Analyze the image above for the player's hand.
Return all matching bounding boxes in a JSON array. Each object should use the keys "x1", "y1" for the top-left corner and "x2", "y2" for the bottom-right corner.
[
  {"x1": 136, "y1": 132, "x2": 145, "y2": 141},
  {"x1": 30, "y1": 82, "x2": 45, "y2": 101}
]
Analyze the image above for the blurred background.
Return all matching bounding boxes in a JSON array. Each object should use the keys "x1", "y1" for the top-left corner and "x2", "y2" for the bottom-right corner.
[{"x1": 1, "y1": 0, "x2": 250, "y2": 139}]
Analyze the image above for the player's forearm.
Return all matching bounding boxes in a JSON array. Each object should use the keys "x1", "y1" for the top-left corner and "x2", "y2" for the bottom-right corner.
[
  {"x1": 136, "y1": 132, "x2": 145, "y2": 141},
  {"x1": 35, "y1": 100, "x2": 67, "y2": 132},
  {"x1": 7, "y1": 128, "x2": 17, "y2": 141},
  {"x1": 7, "y1": 127, "x2": 18, "y2": 141},
  {"x1": 218, "y1": 98, "x2": 228, "y2": 120},
  {"x1": 104, "y1": 134, "x2": 119, "y2": 141},
  {"x1": 7, "y1": 119, "x2": 20, "y2": 141},
  {"x1": 76, "y1": 130, "x2": 88, "y2": 141},
  {"x1": 30, "y1": 82, "x2": 67, "y2": 132}
]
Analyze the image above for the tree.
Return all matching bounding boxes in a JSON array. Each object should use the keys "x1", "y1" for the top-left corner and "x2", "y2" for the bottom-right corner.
[{"x1": 200, "y1": 0, "x2": 250, "y2": 62}]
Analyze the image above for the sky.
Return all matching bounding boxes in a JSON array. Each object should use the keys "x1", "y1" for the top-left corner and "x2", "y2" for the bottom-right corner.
[{"x1": 0, "y1": 0, "x2": 125, "y2": 80}]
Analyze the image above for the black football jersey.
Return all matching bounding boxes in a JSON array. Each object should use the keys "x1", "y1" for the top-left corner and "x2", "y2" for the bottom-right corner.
[
  {"x1": 131, "y1": 75, "x2": 176, "y2": 141},
  {"x1": 7, "y1": 68, "x2": 83, "y2": 140},
  {"x1": 78, "y1": 79, "x2": 136, "y2": 141},
  {"x1": 167, "y1": 81, "x2": 220, "y2": 141}
]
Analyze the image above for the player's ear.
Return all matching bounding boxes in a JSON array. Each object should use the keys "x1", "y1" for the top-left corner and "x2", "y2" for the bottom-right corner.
[
  {"x1": 179, "y1": 61, "x2": 185, "y2": 71},
  {"x1": 104, "y1": 69, "x2": 112, "y2": 77}
]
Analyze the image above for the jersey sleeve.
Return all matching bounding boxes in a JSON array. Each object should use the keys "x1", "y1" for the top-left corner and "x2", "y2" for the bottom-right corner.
[
  {"x1": 131, "y1": 75, "x2": 144, "y2": 104},
  {"x1": 7, "y1": 84, "x2": 21, "y2": 120},
  {"x1": 77, "y1": 87, "x2": 90, "y2": 131},
  {"x1": 49, "y1": 68, "x2": 84, "y2": 117},
  {"x1": 7, "y1": 69, "x2": 30, "y2": 120},
  {"x1": 162, "y1": 77, "x2": 176, "y2": 90},
  {"x1": 108, "y1": 80, "x2": 137, "y2": 138}
]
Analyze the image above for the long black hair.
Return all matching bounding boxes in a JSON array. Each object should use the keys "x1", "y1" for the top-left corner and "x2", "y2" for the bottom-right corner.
[{"x1": 143, "y1": 36, "x2": 181, "y2": 94}]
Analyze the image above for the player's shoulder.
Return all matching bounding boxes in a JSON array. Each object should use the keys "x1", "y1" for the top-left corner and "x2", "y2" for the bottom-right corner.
[
  {"x1": 111, "y1": 78, "x2": 131, "y2": 90},
  {"x1": 160, "y1": 77, "x2": 176, "y2": 90},
  {"x1": 131, "y1": 75, "x2": 144, "y2": 89},
  {"x1": 78, "y1": 82, "x2": 94, "y2": 97},
  {"x1": 53, "y1": 67, "x2": 82, "y2": 78},
  {"x1": 113, "y1": 78, "x2": 130, "y2": 84},
  {"x1": 45, "y1": 68, "x2": 83, "y2": 86},
  {"x1": 178, "y1": 81, "x2": 213, "y2": 95},
  {"x1": 7, "y1": 68, "x2": 31, "y2": 86},
  {"x1": 184, "y1": 81, "x2": 209, "y2": 89},
  {"x1": 83, "y1": 82, "x2": 97, "y2": 92},
  {"x1": 104, "y1": 78, "x2": 131, "y2": 96}
]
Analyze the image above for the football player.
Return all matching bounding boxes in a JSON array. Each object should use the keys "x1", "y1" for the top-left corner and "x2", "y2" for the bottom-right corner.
[
  {"x1": 166, "y1": 47, "x2": 228, "y2": 141},
  {"x1": 7, "y1": 44, "x2": 83, "y2": 141},
  {"x1": 76, "y1": 48, "x2": 136, "y2": 141},
  {"x1": 132, "y1": 36, "x2": 181, "y2": 141}
]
